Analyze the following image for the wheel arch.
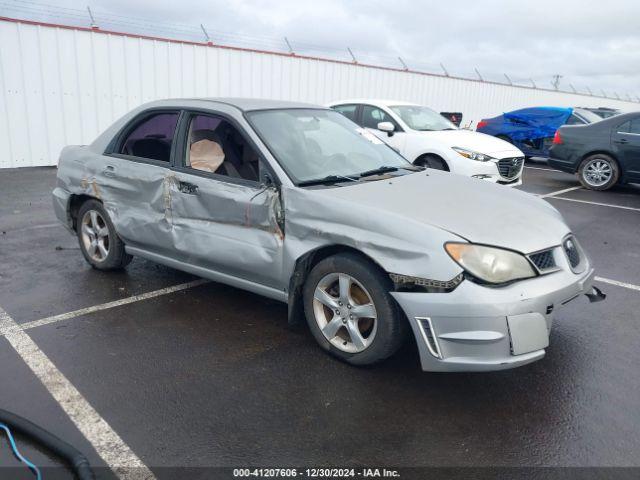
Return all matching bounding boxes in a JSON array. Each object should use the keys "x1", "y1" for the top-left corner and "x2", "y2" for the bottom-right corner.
[
  {"x1": 413, "y1": 152, "x2": 450, "y2": 171},
  {"x1": 287, "y1": 244, "x2": 390, "y2": 327},
  {"x1": 68, "y1": 194, "x2": 101, "y2": 231}
]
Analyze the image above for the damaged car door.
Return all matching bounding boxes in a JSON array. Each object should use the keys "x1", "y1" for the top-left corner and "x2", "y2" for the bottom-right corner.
[
  {"x1": 102, "y1": 109, "x2": 181, "y2": 256},
  {"x1": 168, "y1": 111, "x2": 285, "y2": 290}
]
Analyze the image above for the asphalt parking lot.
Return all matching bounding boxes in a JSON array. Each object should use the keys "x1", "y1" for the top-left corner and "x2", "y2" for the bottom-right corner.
[{"x1": 1, "y1": 164, "x2": 639, "y2": 479}]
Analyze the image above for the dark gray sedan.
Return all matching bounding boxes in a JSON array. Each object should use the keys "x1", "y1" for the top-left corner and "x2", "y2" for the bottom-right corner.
[{"x1": 549, "y1": 111, "x2": 640, "y2": 190}]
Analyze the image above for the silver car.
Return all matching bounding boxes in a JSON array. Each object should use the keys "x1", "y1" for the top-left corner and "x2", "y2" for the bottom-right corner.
[{"x1": 53, "y1": 98, "x2": 605, "y2": 372}]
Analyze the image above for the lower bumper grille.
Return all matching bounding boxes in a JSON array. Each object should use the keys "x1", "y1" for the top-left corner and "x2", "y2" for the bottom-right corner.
[
  {"x1": 497, "y1": 157, "x2": 524, "y2": 180},
  {"x1": 529, "y1": 249, "x2": 557, "y2": 273}
]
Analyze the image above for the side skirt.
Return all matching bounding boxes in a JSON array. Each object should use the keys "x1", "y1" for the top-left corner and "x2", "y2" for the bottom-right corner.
[{"x1": 125, "y1": 246, "x2": 288, "y2": 303}]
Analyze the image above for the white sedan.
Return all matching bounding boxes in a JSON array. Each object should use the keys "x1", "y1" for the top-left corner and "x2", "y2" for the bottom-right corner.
[{"x1": 328, "y1": 99, "x2": 525, "y2": 186}]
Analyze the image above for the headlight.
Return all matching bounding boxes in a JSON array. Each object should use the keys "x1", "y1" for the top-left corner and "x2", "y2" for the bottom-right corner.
[
  {"x1": 451, "y1": 147, "x2": 493, "y2": 162},
  {"x1": 445, "y1": 243, "x2": 536, "y2": 284}
]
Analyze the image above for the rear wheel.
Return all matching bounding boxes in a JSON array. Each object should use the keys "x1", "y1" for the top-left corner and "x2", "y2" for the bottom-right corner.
[
  {"x1": 303, "y1": 253, "x2": 407, "y2": 366},
  {"x1": 578, "y1": 154, "x2": 619, "y2": 191},
  {"x1": 414, "y1": 154, "x2": 449, "y2": 171},
  {"x1": 77, "y1": 199, "x2": 132, "y2": 270}
]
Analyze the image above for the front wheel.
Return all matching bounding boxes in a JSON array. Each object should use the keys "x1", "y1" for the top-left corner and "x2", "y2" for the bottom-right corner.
[
  {"x1": 303, "y1": 253, "x2": 407, "y2": 366},
  {"x1": 77, "y1": 199, "x2": 132, "y2": 270},
  {"x1": 578, "y1": 154, "x2": 620, "y2": 190}
]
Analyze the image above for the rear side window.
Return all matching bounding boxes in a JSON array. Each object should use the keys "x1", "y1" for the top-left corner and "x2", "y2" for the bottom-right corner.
[
  {"x1": 119, "y1": 112, "x2": 179, "y2": 162},
  {"x1": 332, "y1": 104, "x2": 358, "y2": 123},
  {"x1": 565, "y1": 115, "x2": 585, "y2": 125},
  {"x1": 630, "y1": 119, "x2": 640, "y2": 134}
]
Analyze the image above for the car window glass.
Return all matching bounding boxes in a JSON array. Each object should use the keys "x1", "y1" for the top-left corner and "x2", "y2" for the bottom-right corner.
[
  {"x1": 617, "y1": 121, "x2": 630, "y2": 133},
  {"x1": 332, "y1": 105, "x2": 358, "y2": 123},
  {"x1": 120, "y1": 112, "x2": 179, "y2": 162},
  {"x1": 247, "y1": 109, "x2": 411, "y2": 184},
  {"x1": 565, "y1": 115, "x2": 584, "y2": 125},
  {"x1": 361, "y1": 106, "x2": 398, "y2": 130},
  {"x1": 390, "y1": 105, "x2": 457, "y2": 131},
  {"x1": 183, "y1": 114, "x2": 260, "y2": 182},
  {"x1": 629, "y1": 119, "x2": 640, "y2": 134}
]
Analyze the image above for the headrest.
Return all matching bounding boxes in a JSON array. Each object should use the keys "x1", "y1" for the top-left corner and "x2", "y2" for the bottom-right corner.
[{"x1": 191, "y1": 129, "x2": 221, "y2": 144}]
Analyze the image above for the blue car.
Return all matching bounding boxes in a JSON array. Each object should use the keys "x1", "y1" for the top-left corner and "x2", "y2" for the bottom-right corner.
[{"x1": 476, "y1": 107, "x2": 602, "y2": 158}]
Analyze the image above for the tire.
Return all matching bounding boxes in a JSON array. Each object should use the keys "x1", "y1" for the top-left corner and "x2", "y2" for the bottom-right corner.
[
  {"x1": 76, "y1": 199, "x2": 132, "y2": 270},
  {"x1": 303, "y1": 252, "x2": 407, "y2": 366},
  {"x1": 414, "y1": 154, "x2": 449, "y2": 171},
  {"x1": 577, "y1": 154, "x2": 620, "y2": 191}
]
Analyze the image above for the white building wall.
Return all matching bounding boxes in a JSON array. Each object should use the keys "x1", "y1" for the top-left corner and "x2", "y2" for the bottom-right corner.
[{"x1": 1, "y1": 18, "x2": 639, "y2": 168}]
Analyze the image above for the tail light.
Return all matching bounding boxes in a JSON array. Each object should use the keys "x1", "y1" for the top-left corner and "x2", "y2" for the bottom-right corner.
[
  {"x1": 477, "y1": 120, "x2": 488, "y2": 129},
  {"x1": 552, "y1": 130, "x2": 563, "y2": 144}
]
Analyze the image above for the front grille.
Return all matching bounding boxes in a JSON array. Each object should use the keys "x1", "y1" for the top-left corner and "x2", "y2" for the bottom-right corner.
[
  {"x1": 497, "y1": 157, "x2": 524, "y2": 180},
  {"x1": 529, "y1": 249, "x2": 557, "y2": 272},
  {"x1": 563, "y1": 236, "x2": 581, "y2": 269}
]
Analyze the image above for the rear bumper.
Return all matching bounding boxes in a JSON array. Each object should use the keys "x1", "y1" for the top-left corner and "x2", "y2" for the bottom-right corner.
[
  {"x1": 391, "y1": 263, "x2": 598, "y2": 372},
  {"x1": 52, "y1": 187, "x2": 74, "y2": 233},
  {"x1": 548, "y1": 146, "x2": 579, "y2": 173}
]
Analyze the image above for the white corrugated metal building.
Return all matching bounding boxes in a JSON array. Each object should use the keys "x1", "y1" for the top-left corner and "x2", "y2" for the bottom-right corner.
[{"x1": 0, "y1": 16, "x2": 638, "y2": 168}]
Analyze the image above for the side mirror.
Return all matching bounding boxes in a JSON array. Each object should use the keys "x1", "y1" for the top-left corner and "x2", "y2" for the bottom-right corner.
[
  {"x1": 377, "y1": 121, "x2": 395, "y2": 136},
  {"x1": 261, "y1": 171, "x2": 276, "y2": 188}
]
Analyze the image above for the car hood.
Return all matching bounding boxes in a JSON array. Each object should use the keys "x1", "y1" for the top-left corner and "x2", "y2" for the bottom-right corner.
[
  {"x1": 417, "y1": 129, "x2": 523, "y2": 158},
  {"x1": 312, "y1": 170, "x2": 569, "y2": 254}
]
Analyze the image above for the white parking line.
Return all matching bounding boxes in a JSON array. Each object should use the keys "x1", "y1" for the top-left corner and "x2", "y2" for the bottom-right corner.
[
  {"x1": 0, "y1": 306, "x2": 156, "y2": 480},
  {"x1": 595, "y1": 276, "x2": 640, "y2": 292},
  {"x1": 549, "y1": 196, "x2": 640, "y2": 212},
  {"x1": 539, "y1": 186, "x2": 582, "y2": 198},
  {"x1": 20, "y1": 279, "x2": 210, "y2": 331}
]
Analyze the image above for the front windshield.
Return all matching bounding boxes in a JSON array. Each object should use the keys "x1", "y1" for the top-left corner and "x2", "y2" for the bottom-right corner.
[
  {"x1": 390, "y1": 105, "x2": 457, "y2": 131},
  {"x1": 247, "y1": 109, "x2": 412, "y2": 184}
]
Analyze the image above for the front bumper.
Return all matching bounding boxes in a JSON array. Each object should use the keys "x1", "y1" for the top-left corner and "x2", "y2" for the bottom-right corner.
[
  {"x1": 449, "y1": 156, "x2": 524, "y2": 187},
  {"x1": 391, "y1": 263, "x2": 598, "y2": 372}
]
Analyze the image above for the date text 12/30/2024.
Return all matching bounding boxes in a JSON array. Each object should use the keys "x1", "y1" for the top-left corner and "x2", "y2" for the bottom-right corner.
[{"x1": 233, "y1": 468, "x2": 401, "y2": 478}]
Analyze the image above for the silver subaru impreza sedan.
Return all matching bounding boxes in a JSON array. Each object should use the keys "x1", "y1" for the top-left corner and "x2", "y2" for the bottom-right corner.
[{"x1": 52, "y1": 98, "x2": 605, "y2": 372}]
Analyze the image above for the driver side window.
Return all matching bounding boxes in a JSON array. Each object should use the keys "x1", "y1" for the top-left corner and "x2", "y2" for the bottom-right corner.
[{"x1": 361, "y1": 106, "x2": 398, "y2": 130}]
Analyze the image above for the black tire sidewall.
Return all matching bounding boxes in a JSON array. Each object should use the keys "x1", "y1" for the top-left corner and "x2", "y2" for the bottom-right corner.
[
  {"x1": 302, "y1": 253, "x2": 406, "y2": 366},
  {"x1": 578, "y1": 154, "x2": 619, "y2": 191}
]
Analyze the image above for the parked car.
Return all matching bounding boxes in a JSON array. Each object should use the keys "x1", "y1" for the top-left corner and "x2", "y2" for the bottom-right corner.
[
  {"x1": 328, "y1": 99, "x2": 525, "y2": 186},
  {"x1": 549, "y1": 111, "x2": 640, "y2": 190},
  {"x1": 583, "y1": 107, "x2": 621, "y2": 119},
  {"x1": 477, "y1": 107, "x2": 602, "y2": 158},
  {"x1": 53, "y1": 98, "x2": 604, "y2": 372}
]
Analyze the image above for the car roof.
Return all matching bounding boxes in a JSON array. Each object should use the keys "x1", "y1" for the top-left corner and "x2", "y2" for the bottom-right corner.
[
  {"x1": 328, "y1": 99, "x2": 421, "y2": 108},
  {"x1": 142, "y1": 97, "x2": 322, "y2": 112}
]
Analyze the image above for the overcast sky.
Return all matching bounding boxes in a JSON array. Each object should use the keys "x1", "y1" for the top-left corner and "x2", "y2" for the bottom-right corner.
[{"x1": 7, "y1": 0, "x2": 640, "y2": 98}]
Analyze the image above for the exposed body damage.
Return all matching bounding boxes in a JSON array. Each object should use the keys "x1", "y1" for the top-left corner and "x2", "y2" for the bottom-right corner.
[{"x1": 53, "y1": 98, "x2": 604, "y2": 372}]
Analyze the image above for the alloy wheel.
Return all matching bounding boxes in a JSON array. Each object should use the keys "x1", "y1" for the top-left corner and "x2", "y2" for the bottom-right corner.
[
  {"x1": 583, "y1": 158, "x2": 613, "y2": 187},
  {"x1": 80, "y1": 210, "x2": 110, "y2": 262},
  {"x1": 312, "y1": 272, "x2": 377, "y2": 353}
]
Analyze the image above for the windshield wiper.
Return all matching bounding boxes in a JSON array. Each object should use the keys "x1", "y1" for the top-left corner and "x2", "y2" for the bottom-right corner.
[
  {"x1": 358, "y1": 166, "x2": 399, "y2": 178},
  {"x1": 297, "y1": 174, "x2": 358, "y2": 187}
]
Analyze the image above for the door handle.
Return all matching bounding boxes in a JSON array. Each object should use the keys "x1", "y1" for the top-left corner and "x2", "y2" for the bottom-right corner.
[
  {"x1": 614, "y1": 138, "x2": 628, "y2": 144},
  {"x1": 102, "y1": 165, "x2": 116, "y2": 177},
  {"x1": 178, "y1": 181, "x2": 199, "y2": 195}
]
